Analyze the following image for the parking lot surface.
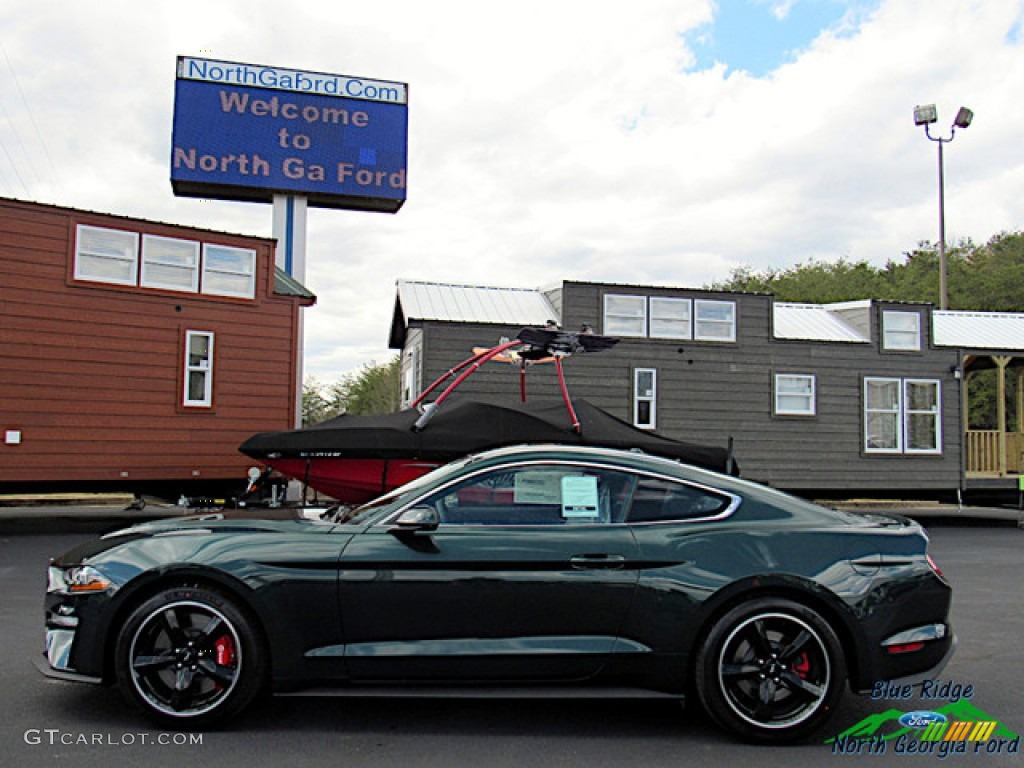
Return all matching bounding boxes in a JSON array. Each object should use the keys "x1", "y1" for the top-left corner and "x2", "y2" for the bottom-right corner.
[{"x1": 1, "y1": 514, "x2": 1021, "y2": 768}]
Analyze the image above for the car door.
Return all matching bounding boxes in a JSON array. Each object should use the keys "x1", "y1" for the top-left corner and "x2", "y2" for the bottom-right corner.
[{"x1": 337, "y1": 462, "x2": 641, "y2": 682}]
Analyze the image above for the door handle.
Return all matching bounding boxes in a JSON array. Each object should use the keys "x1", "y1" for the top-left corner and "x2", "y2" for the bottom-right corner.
[{"x1": 570, "y1": 554, "x2": 627, "y2": 570}]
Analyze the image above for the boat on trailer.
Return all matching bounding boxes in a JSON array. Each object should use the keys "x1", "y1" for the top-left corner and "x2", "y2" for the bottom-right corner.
[{"x1": 239, "y1": 328, "x2": 737, "y2": 505}]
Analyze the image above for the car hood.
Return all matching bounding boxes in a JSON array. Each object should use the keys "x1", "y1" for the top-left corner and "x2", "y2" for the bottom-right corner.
[{"x1": 51, "y1": 508, "x2": 337, "y2": 566}]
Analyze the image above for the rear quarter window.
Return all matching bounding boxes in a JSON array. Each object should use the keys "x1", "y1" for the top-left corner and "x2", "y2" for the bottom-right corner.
[{"x1": 627, "y1": 477, "x2": 733, "y2": 522}]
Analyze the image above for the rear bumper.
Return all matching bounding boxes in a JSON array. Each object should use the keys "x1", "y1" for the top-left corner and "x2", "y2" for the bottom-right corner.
[{"x1": 851, "y1": 626, "x2": 957, "y2": 695}]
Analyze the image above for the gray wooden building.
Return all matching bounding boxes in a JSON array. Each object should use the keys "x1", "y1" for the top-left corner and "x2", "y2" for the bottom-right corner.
[{"x1": 389, "y1": 279, "x2": 1024, "y2": 499}]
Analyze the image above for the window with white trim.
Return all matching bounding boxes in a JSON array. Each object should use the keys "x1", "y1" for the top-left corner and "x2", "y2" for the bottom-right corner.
[
  {"x1": 604, "y1": 294, "x2": 647, "y2": 336},
  {"x1": 904, "y1": 379, "x2": 942, "y2": 452},
  {"x1": 694, "y1": 299, "x2": 737, "y2": 341},
  {"x1": 634, "y1": 368, "x2": 657, "y2": 429},
  {"x1": 74, "y1": 225, "x2": 138, "y2": 286},
  {"x1": 882, "y1": 311, "x2": 921, "y2": 351},
  {"x1": 202, "y1": 244, "x2": 256, "y2": 298},
  {"x1": 184, "y1": 331, "x2": 215, "y2": 407},
  {"x1": 603, "y1": 294, "x2": 736, "y2": 343},
  {"x1": 864, "y1": 377, "x2": 941, "y2": 454},
  {"x1": 774, "y1": 374, "x2": 816, "y2": 416},
  {"x1": 72, "y1": 224, "x2": 256, "y2": 300},
  {"x1": 141, "y1": 235, "x2": 199, "y2": 292},
  {"x1": 650, "y1": 297, "x2": 692, "y2": 339},
  {"x1": 401, "y1": 346, "x2": 420, "y2": 409}
]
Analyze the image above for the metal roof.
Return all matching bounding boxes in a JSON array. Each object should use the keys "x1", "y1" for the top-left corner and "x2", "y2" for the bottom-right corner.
[
  {"x1": 772, "y1": 303, "x2": 870, "y2": 343},
  {"x1": 273, "y1": 267, "x2": 316, "y2": 301},
  {"x1": 933, "y1": 310, "x2": 1024, "y2": 351},
  {"x1": 396, "y1": 280, "x2": 558, "y2": 325}
]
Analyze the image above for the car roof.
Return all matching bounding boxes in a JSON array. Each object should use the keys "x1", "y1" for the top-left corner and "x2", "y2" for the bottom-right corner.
[{"x1": 462, "y1": 443, "x2": 718, "y2": 480}]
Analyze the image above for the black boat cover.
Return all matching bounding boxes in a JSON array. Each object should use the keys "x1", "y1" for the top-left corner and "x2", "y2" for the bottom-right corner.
[{"x1": 240, "y1": 398, "x2": 737, "y2": 475}]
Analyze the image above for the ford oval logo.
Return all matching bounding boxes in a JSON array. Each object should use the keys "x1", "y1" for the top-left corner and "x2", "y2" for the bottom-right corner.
[{"x1": 899, "y1": 711, "x2": 948, "y2": 729}]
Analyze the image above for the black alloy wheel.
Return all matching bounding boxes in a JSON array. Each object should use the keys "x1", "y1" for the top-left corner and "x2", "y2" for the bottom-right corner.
[
  {"x1": 695, "y1": 597, "x2": 846, "y2": 742},
  {"x1": 115, "y1": 586, "x2": 265, "y2": 727}
]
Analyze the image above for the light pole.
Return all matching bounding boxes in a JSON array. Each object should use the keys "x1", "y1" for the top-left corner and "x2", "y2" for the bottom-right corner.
[{"x1": 913, "y1": 104, "x2": 973, "y2": 310}]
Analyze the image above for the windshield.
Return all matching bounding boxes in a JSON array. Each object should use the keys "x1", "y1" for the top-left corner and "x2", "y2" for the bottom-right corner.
[{"x1": 332, "y1": 454, "x2": 478, "y2": 524}]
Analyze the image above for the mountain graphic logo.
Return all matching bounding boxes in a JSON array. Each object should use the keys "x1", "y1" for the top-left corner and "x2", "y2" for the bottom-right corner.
[{"x1": 826, "y1": 700, "x2": 1020, "y2": 744}]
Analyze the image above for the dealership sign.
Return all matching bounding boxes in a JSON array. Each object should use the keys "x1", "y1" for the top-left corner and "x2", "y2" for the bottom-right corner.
[{"x1": 171, "y1": 57, "x2": 408, "y2": 212}]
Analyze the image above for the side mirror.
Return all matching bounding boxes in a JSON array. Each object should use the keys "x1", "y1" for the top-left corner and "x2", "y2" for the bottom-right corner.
[{"x1": 391, "y1": 505, "x2": 440, "y2": 533}]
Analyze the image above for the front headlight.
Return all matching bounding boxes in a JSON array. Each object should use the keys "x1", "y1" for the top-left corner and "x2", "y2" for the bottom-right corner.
[{"x1": 47, "y1": 565, "x2": 112, "y2": 594}]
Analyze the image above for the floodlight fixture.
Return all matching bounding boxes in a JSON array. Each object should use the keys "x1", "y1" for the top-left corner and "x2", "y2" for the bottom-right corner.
[
  {"x1": 954, "y1": 107, "x2": 973, "y2": 129},
  {"x1": 914, "y1": 104, "x2": 938, "y2": 126}
]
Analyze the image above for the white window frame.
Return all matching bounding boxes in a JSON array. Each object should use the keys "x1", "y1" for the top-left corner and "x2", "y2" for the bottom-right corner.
[
  {"x1": 904, "y1": 378, "x2": 942, "y2": 454},
  {"x1": 864, "y1": 376, "x2": 941, "y2": 454},
  {"x1": 603, "y1": 294, "x2": 647, "y2": 337},
  {"x1": 633, "y1": 368, "x2": 657, "y2": 429},
  {"x1": 882, "y1": 310, "x2": 922, "y2": 351},
  {"x1": 694, "y1": 299, "x2": 737, "y2": 342},
  {"x1": 183, "y1": 331, "x2": 215, "y2": 408},
  {"x1": 201, "y1": 244, "x2": 256, "y2": 298},
  {"x1": 73, "y1": 225, "x2": 139, "y2": 286},
  {"x1": 141, "y1": 234, "x2": 200, "y2": 293},
  {"x1": 649, "y1": 297, "x2": 692, "y2": 339},
  {"x1": 865, "y1": 377, "x2": 903, "y2": 453},
  {"x1": 401, "y1": 346, "x2": 420, "y2": 409},
  {"x1": 774, "y1": 374, "x2": 816, "y2": 416}
]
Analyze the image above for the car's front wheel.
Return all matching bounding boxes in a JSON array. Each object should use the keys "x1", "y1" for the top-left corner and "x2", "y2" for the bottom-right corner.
[
  {"x1": 695, "y1": 597, "x2": 846, "y2": 743},
  {"x1": 114, "y1": 586, "x2": 265, "y2": 728}
]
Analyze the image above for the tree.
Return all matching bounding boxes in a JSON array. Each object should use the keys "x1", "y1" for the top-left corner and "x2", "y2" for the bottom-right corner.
[
  {"x1": 302, "y1": 357, "x2": 402, "y2": 426},
  {"x1": 302, "y1": 375, "x2": 333, "y2": 427},
  {"x1": 333, "y1": 356, "x2": 402, "y2": 416},
  {"x1": 711, "y1": 231, "x2": 1024, "y2": 312},
  {"x1": 711, "y1": 258, "x2": 887, "y2": 303}
]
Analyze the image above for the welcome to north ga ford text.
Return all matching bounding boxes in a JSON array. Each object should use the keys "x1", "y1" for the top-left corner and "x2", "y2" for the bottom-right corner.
[{"x1": 172, "y1": 89, "x2": 406, "y2": 192}]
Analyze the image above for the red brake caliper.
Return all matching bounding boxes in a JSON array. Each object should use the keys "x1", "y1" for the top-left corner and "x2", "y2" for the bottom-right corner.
[
  {"x1": 794, "y1": 651, "x2": 811, "y2": 679},
  {"x1": 215, "y1": 635, "x2": 236, "y2": 667}
]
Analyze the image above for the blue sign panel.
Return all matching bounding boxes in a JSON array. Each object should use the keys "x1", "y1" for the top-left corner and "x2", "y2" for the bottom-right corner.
[{"x1": 171, "y1": 58, "x2": 408, "y2": 212}]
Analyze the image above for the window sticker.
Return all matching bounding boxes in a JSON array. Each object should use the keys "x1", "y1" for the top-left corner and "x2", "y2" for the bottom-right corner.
[
  {"x1": 561, "y1": 475, "x2": 599, "y2": 518},
  {"x1": 513, "y1": 472, "x2": 563, "y2": 505}
]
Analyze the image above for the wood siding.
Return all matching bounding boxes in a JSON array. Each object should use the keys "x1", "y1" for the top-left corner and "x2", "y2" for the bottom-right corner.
[
  {"x1": 408, "y1": 281, "x2": 963, "y2": 496},
  {"x1": 0, "y1": 198, "x2": 306, "y2": 489}
]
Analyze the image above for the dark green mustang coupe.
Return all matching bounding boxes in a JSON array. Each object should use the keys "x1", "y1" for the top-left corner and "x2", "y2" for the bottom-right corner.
[{"x1": 40, "y1": 444, "x2": 954, "y2": 742}]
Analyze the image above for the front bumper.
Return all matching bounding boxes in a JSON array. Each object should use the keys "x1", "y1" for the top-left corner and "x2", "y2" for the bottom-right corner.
[{"x1": 33, "y1": 652, "x2": 103, "y2": 685}]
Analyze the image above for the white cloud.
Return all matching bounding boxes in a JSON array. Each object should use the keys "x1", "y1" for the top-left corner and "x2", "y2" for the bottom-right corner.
[{"x1": 1, "y1": 0, "x2": 1022, "y2": 383}]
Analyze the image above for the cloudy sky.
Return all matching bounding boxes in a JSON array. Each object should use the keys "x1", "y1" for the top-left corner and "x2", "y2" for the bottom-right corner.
[{"x1": 2, "y1": 0, "x2": 1023, "y2": 383}]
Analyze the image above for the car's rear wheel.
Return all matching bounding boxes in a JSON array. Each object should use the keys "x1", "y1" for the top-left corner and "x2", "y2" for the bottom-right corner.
[
  {"x1": 114, "y1": 586, "x2": 265, "y2": 728},
  {"x1": 695, "y1": 597, "x2": 845, "y2": 743}
]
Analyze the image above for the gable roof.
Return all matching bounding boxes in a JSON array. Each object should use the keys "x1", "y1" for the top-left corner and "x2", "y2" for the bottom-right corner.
[{"x1": 396, "y1": 279, "x2": 557, "y2": 324}]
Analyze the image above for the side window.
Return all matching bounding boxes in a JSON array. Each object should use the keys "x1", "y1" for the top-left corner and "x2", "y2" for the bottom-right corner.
[
  {"x1": 634, "y1": 368, "x2": 657, "y2": 429},
  {"x1": 74, "y1": 225, "x2": 139, "y2": 285},
  {"x1": 604, "y1": 294, "x2": 647, "y2": 337},
  {"x1": 882, "y1": 310, "x2": 921, "y2": 351},
  {"x1": 183, "y1": 330, "x2": 215, "y2": 407},
  {"x1": 627, "y1": 477, "x2": 732, "y2": 523},
  {"x1": 418, "y1": 466, "x2": 633, "y2": 525}
]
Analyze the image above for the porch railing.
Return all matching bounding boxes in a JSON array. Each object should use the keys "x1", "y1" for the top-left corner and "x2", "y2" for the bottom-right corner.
[{"x1": 965, "y1": 430, "x2": 1024, "y2": 476}]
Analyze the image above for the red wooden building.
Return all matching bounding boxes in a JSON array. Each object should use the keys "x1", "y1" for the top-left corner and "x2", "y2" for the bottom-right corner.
[{"x1": 0, "y1": 197, "x2": 315, "y2": 497}]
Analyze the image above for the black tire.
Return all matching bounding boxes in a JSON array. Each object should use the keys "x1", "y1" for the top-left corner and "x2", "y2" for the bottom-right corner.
[
  {"x1": 114, "y1": 586, "x2": 266, "y2": 728},
  {"x1": 695, "y1": 597, "x2": 846, "y2": 743}
]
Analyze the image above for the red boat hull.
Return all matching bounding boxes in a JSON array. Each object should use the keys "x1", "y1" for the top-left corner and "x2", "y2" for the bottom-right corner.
[{"x1": 263, "y1": 457, "x2": 442, "y2": 505}]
